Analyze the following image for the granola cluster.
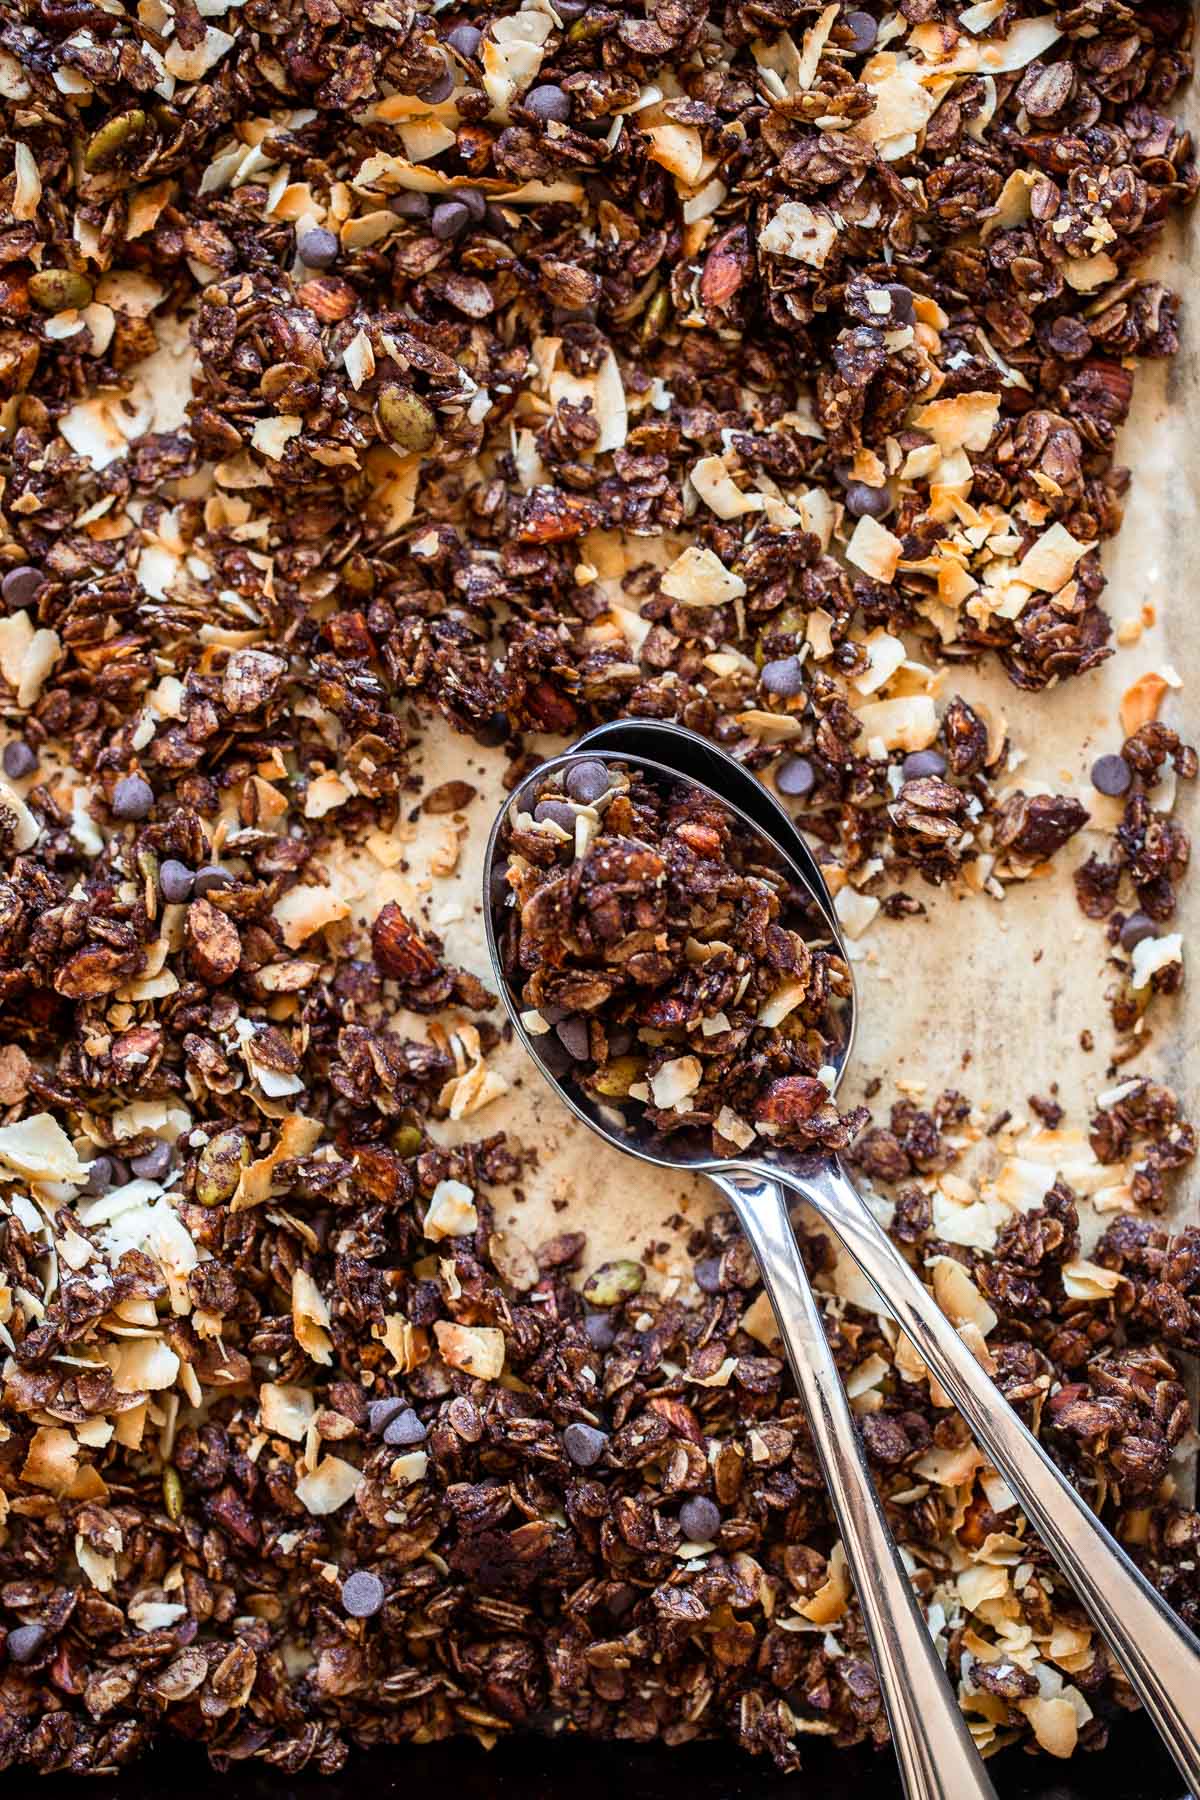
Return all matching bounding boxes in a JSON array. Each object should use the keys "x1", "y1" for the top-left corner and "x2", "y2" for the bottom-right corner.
[
  {"x1": 499, "y1": 757, "x2": 865, "y2": 1155},
  {"x1": 0, "y1": 0, "x2": 1198, "y2": 1780}
]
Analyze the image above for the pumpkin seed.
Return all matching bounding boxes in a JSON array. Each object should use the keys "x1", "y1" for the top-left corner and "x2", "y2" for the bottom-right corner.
[
  {"x1": 376, "y1": 385, "x2": 437, "y2": 453},
  {"x1": 194, "y1": 1128, "x2": 249, "y2": 1205},
  {"x1": 582, "y1": 1259, "x2": 645, "y2": 1308},
  {"x1": 83, "y1": 110, "x2": 147, "y2": 174},
  {"x1": 28, "y1": 269, "x2": 93, "y2": 312},
  {"x1": 162, "y1": 1464, "x2": 184, "y2": 1521}
]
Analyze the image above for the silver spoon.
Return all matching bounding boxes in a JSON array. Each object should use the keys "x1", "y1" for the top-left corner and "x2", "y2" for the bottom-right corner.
[
  {"x1": 485, "y1": 721, "x2": 1200, "y2": 1797},
  {"x1": 485, "y1": 741, "x2": 995, "y2": 1800}
]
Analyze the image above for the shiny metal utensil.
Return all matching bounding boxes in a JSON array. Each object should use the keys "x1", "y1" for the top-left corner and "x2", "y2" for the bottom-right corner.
[
  {"x1": 484, "y1": 744, "x2": 995, "y2": 1800},
  {"x1": 491, "y1": 719, "x2": 1200, "y2": 1799}
]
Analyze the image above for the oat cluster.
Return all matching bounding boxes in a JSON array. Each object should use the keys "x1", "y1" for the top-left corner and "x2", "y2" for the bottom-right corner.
[{"x1": 0, "y1": 0, "x2": 1199, "y2": 1779}]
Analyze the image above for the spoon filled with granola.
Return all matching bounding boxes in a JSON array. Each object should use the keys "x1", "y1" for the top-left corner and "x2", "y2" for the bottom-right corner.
[{"x1": 484, "y1": 725, "x2": 1200, "y2": 1800}]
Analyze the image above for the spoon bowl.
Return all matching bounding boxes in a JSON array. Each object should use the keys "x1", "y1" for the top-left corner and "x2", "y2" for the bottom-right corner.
[{"x1": 483, "y1": 740, "x2": 855, "y2": 1179}]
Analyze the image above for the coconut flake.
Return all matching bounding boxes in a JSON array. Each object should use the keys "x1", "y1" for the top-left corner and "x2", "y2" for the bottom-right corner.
[
  {"x1": 845, "y1": 514, "x2": 903, "y2": 582},
  {"x1": 660, "y1": 545, "x2": 746, "y2": 607},
  {"x1": 261, "y1": 1380, "x2": 316, "y2": 1441},
  {"x1": 759, "y1": 200, "x2": 838, "y2": 268},
  {"x1": 689, "y1": 456, "x2": 765, "y2": 519},
  {"x1": 648, "y1": 1056, "x2": 703, "y2": 1108},
  {"x1": 852, "y1": 628, "x2": 906, "y2": 695},
  {"x1": 912, "y1": 391, "x2": 1000, "y2": 453},
  {"x1": 1130, "y1": 931, "x2": 1182, "y2": 991},
  {"x1": 855, "y1": 694, "x2": 938, "y2": 753},
  {"x1": 12, "y1": 143, "x2": 41, "y2": 222},
  {"x1": 251, "y1": 414, "x2": 303, "y2": 461},
  {"x1": 292, "y1": 1267, "x2": 333, "y2": 1364},
  {"x1": 482, "y1": 11, "x2": 552, "y2": 117},
  {"x1": 295, "y1": 1454, "x2": 361, "y2": 1515},
  {"x1": 424, "y1": 1177, "x2": 478, "y2": 1242},
  {"x1": 0, "y1": 1113, "x2": 88, "y2": 1182},
  {"x1": 1012, "y1": 521, "x2": 1089, "y2": 592},
  {"x1": 434, "y1": 1320, "x2": 506, "y2": 1379}
]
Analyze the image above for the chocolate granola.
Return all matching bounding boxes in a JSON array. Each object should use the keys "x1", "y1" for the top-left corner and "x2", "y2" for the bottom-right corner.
[
  {"x1": 499, "y1": 757, "x2": 865, "y2": 1155},
  {"x1": 0, "y1": 0, "x2": 1198, "y2": 1780}
]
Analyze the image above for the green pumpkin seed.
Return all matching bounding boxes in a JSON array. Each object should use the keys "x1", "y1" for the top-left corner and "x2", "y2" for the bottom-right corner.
[
  {"x1": 162, "y1": 1464, "x2": 184, "y2": 1521},
  {"x1": 83, "y1": 110, "x2": 147, "y2": 174},
  {"x1": 588, "y1": 1054, "x2": 645, "y2": 1098},
  {"x1": 376, "y1": 385, "x2": 437, "y2": 453},
  {"x1": 582, "y1": 1259, "x2": 645, "y2": 1308},
  {"x1": 391, "y1": 1124, "x2": 423, "y2": 1158},
  {"x1": 194, "y1": 1127, "x2": 249, "y2": 1206},
  {"x1": 28, "y1": 269, "x2": 94, "y2": 312}
]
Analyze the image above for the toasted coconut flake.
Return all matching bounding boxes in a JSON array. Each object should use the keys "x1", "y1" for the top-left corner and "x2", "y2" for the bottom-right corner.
[
  {"x1": 0, "y1": 1112, "x2": 89, "y2": 1182},
  {"x1": 834, "y1": 887, "x2": 880, "y2": 940},
  {"x1": 799, "y1": 1541, "x2": 849, "y2": 1623},
  {"x1": 0, "y1": 779, "x2": 41, "y2": 853},
  {"x1": 12, "y1": 143, "x2": 41, "y2": 222},
  {"x1": 912, "y1": 391, "x2": 1000, "y2": 453},
  {"x1": 434, "y1": 1320, "x2": 505, "y2": 1379},
  {"x1": 690, "y1": 456, "x2": 765, "y2": 518},
  {"x1": 261, "y1": 1381, "x2": 316, "y2": 1441},
  {"x1": 292, "y1": 1267, "x2": 333, "y2": 1364},
  {"x1": 854, "y1": 56, "x2": 936, "y2": 158},
  {"x1": 1019, "y1": 1695, "x2": 1077, "y2": 1759},
  {"x1": 1130, "y1": 931, "x2": 1182, "y2": 991},
  {"x1": 295, "y1": 1454, "x2": 361, "y2": 1515},
  {"x1": 272, "y1": 883, "x2": 351, "y2": 947},
  {"x1": 104, "y1": 1336, "x2": 181, "y2": 1393},
  {"x1": 1060, "y1": 1259, "x2": 1124, "y2": 1301},
  {"x1": 1120, "y1": 671, "x2": 1169, "y2": 736},
  {"x1": 381, "y1": 1312, "x2": 429, "y2": 1374},
  {"x1": 342, "y1": 329, "x2": 375, "y2": 390},
  {"x1": 845, "y1": 514, "x2": 903, "y2": 582},
  {"x1": 715, "y1": 1105, "x2": 756, "y2": 1150},
  {"x1": 648, "y1": 1056, "x2": 703, "y2": 1108},
  {"x1": 855, "y1": 694, "x2": 938, "y2": 753},
  {"x1": 931, "y1": 1256, "x2": 997, "y2": 1335},
  {"x1": 661, "y1": 545, "x2": 746, "y2": 607},
  {"x1": 424, "y1": 1177, "x2": 478, "y2": 1241},
  {"x1": 164, "y1": 23, "x2": 235, "y2": 77},
  {"x1": 852, "y1": 628, "x2": 906, "y2": 695},
  {"x1": 1063, "y1": 251, "x2": 1118, "y2": 293},
  {"x1": 913, "y1": 1440, "x2": 984, "y2": 1486},
  {"x1": 1012, "y1": 522, "x2": 1089, "y2": 592},
  {"x1": 250, "y1": 414, "x2": 303, "y2": 461},
  {"x1": 757, "y1": 981, "x2": 810, "y2": 1028},
  {"x1": 759, "y1": 199, "x2": 838, "y2": 268},
  {"x1": 22, "y1": 1425, "x2": 80, "y2": 1495},
  {"x1": 645, "y1": 123, "x2": 705, "y2": 185}
]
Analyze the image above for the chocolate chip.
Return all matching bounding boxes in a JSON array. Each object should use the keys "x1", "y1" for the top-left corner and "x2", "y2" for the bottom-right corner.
[
  {"x1": 760, "y1": 655, "x2": 805, "y2": 698},
  {"x1": 565, "y1": 758, "x2": 611, "y2": 805},
  {"x1": 884, "y1": 282, "x2": 916, "y2": 325},
  {"x1": 606, "y1": 1028, "x2": 633, "y2": 1057},
  {"x1": 458, "y1": 186, "x2": 487, "y2": 222},
  {"x1": 418, "y1": 63, "x2": 455, "y2": 104},
  {"x1": 83, "y1": 1154, "x2": 117, "y2": 1195},
  {"x1": 390, "y1": 190, "x2": 431, "y2": 220},
  {"x1": 1091, "y1": 753, "x2": 1132, "y2": 797},
  {"x1": 1120, "y1": 911, "x2": 1157, "y2": 951},
  {"x1": 843, "y1": 8, "x2": 877, "y2": 52},
  {"x1": 159, "y1": 859, "x2": 195, "y2": 903},
  {"x1": 445, "y1": 23, "x2": 481, "y2": 57},
  {"x1": 297, "y1": 226, "x2": 339, "y2": 269},
  {"x1": 1, "y1": 566, "x2": 44, "y2": 611},
  {"x1": 845, "y1": 480, "x2": 891, "y2": 519},
  {"x1": 902, "y1": 749, "x2": 948, "y2": 780},
  {"x1": 6, "y1": 1624, "x2": 47, "y2": 1665},
  {"x1": 563, "y1": 1422, "x2": 608, "y2": 1467},
  {"x1": 694, "y1": 1256, "x2": 723, "y2": 1294},
  {"x1": 483, "y1": 203, "x2": 512, "y2": 236},
  {"x1": 194, "y1": 864, "x2": 232, "y2": 896},
  {"x1": 679, "y1": 1496, "x2": 721, "y2": 1541},
  {"x1": 538, "y1": 1035, "x2": 573, "y2": 1078},
  {"x1": 130, "y1": 1141, "x2": 172, "y2": 1181},
  {"x1": 431, "y1": 200, "x2": 472, "y2": 240},
  {"x1": 583, "y1": 1310, "x2": 615, "y2": 1350},
  {"x1": 776, "y1": 755, "x2": 815, "y2": 798},
  {"x1": 367, "y1": 1396, "x2": 407, "y2": 1436},
  {"x1": 111, "y1": 773, "x2": 154, "y2": 821},
  {"x1": 382, "y1": 1407, "x2": 427, "y2": 1447},
  {"x1": 525, "y1": 83, "x2": 571, "y2": 123},
  {"x1": 556, "y1": 1016, "x2": 591, "y2": 1061},
  {"x1": 341, "y1": 1570, "x2": 385, "y2": 1618},
  {"x1": 2, "y1": 740, "x2": 36, "y2": 779},
  {"x1": 534, "y1": 798, "x2": 576, "y2": 832}
]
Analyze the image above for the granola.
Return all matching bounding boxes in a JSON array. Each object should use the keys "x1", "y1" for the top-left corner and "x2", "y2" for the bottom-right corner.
[
  {"x1": 498, "y1": 757, "x2": 865, "y2": 1155},
  {"x1": 0, "y1": 0, "x2": 1197, "y2": 1780}
]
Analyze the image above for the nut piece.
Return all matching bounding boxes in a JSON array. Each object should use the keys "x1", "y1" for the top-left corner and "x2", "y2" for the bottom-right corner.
[
  {"x1": 186, "y1": 897, "x2": 241, "y2": 985},
  {"x1": 371, "y1": 901, "x2": 440, "y2": 982}
]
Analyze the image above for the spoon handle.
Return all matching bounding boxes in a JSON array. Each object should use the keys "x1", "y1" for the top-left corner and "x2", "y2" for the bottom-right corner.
[
  {"x1": 712, "y1": 1170, "x2": 997, "y2": 1800},
  {"x1": 785, "y1": 1155, "x2": 1200, "y2": 1796}
]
